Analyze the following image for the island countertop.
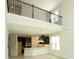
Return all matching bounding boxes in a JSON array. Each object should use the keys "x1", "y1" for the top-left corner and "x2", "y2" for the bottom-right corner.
[{"x1": 24, "y1": 48, "x2": 49, "y2": 56}]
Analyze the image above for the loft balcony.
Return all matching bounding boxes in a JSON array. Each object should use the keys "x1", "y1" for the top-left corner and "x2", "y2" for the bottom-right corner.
[
  {"x1": 7, "y1": 0, "x2": 62, "y2": 25},
  {"x1": 6, "y1": 0, "x2": 63, "y2": 35}
]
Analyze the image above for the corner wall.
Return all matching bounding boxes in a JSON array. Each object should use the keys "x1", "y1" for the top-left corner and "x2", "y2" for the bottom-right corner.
[
  {"x1": 5, "y1": 0, "x2": 8, "y2": 59},
  {"x1": 9, "y1": 34, "x2": 18, "y2": 56},
  {"x1": 49, "y1": 0, "x2": 74, "y2": 59}
]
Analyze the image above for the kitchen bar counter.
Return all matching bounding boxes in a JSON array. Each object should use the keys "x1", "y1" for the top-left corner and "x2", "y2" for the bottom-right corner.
[{"x1": 24, "y1": 48, "x2": 49, "y2": 56}]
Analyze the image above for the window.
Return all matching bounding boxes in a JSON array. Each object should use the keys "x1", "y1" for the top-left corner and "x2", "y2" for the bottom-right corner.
[
  {"x1": 51, "y1": 10, "x2": 59, "y2": 24},
  {"x1": 50, "y1": 36, "x2": 60, "y2": 51}
]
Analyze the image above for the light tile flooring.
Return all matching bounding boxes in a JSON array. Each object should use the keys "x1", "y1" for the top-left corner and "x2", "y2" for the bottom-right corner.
[{"x1": 9, "y1": 54, "x2": 66, "y2": 59}]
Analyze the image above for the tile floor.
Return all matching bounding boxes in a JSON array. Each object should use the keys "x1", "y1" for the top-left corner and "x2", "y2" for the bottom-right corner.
[{"x1": 9, "y1": 54, "x2": 66, "y2": 59}]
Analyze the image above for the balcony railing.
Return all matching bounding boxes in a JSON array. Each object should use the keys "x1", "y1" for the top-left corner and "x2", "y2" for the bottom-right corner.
[{"x1": 7, "y1": 0, "x2": 62, "y2": 25}]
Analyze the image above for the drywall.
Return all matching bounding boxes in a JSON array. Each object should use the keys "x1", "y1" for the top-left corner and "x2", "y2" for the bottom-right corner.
[
  {"x1": 5, "y1": 1, "x2": 8, "y2": 59},
  {"x1": 49, "y1": 0, "x2": 74, "y2": 59},
  {"x1": 5, "y1": 24, "x2": 8, "y2": 59},
  {"x1": 6, "y1": 13, "x2": 63, "y2": 35},
  {"x1": 9, "y1": 34, "x2": 18, "y2": 56}
]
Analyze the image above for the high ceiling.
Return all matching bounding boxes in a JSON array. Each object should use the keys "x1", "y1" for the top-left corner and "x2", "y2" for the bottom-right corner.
[{"x1": 20, "y1": 0, "x2": 64, "y2": 11}]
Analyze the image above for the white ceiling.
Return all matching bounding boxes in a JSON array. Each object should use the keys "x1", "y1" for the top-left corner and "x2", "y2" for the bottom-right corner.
[
  {"x1": 20, "y1": 0, "x2": 64, "y2": 11},
  {"x1": 7, "y1": 23, "x2": 57, "y2": 35}
]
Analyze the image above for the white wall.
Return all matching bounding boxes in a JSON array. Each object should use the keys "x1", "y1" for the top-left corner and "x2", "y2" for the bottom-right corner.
[
  {"x1": 5, "y1": 24, "x2": 8, "y2": 59},
  {"x1": 49, "y1": 0, "x2": 74, "y2": 59},
  {"x1": 5, "y1": 0, "x2": 8, "y2": 59},
  {"x1": 9, "y1": 34, "x2": 18, "y2": 56}
]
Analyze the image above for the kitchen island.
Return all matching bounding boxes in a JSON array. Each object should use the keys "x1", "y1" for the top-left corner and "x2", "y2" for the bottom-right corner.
[{"x1": 24, "y1": 48, "x2": 49, "y2": 56}]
